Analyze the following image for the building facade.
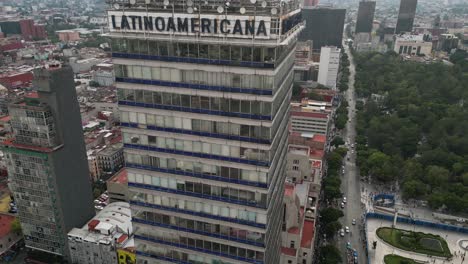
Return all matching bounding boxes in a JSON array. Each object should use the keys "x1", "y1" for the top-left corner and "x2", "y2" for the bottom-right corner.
[
  {"x1": 2, "y1": 66, "x2": 94, "y2": 259},
  {"x1": 395, "y1": 0, "x2": 418, "y2": 34},
  {"x1": 300, "y1": 7, "x2": 346, "y2": 50},
  {"x1": 394, "y1": 34, "x2": 432, "y2": 56},
  {"x1": 108, "y1": 0, "x2": 304, "y2": 263},
  {"x1": 317, "y1": 46, "x2": 340, "y2": 89},
  {"x1": 68, "y1": 202, "x2": 133, "y2": 264},
  {"x1": 96, "y1": 143, "x2": 124, "y2": 178},
  {"x1": 355, "y1": 1, "x2": 376, "y2": 34}
]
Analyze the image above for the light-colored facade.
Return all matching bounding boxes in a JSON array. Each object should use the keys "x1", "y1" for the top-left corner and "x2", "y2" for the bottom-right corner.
[
  {"x1": 96, "y1": 142, "x2": 124, "y2": 177},
  {"x1": 290, "y1": 109, "x2": 330, "y2": 136},
  {"x1": 68, "y1": 202, "x2": 133, "y2": 264},
  {"x1": 108, "y1": 0, "x2": 304, "y2": 263},
  {"x1": 92, "y1": 63, "x2": 115, "y2": 87},
  {"x1": 317, "y1": 46, "x2": 340, "y2": 89},
  {"x1": 394, "y1": 34, "x2": 433, "y2": 56},
  {"x1": 279, "y1": 144, "x2": 322, "y2": 264}
]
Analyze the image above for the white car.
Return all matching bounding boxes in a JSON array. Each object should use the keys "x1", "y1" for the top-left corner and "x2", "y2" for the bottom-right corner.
[
  {"x1": 343, "y1": 197, "x2": 347, "y2": 203},
  {"x1": 352, "y1": 219, "x2": 356, "y2": 225},
  {"x1": 345, "y1": 226, "x2": 350, "y2": 233},
  {"x1": 340, "y1": 229, "x2": 345, "y2": 237},
  {"x1": 340, "y1": 202, "x2": 345, "y2": 209}
]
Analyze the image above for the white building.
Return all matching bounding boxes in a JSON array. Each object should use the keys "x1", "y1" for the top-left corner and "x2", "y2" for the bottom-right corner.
[
  {"x1": 67, "y1": 202, "x2": 133, "y2": 264},
  {"x1": 69, "y1": 57, "x2": 103, "y2": 73},
  {"x1": 317, "y1": 46, "x2": 341, "y2": 89},
  {"x1": 92, "y1": 63, "x2": 115, "y2": 86},
  {"x1": 394, "y1": 34, "x2": 433, "y2": 56}
]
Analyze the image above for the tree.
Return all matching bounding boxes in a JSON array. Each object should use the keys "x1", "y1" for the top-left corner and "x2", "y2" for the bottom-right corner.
[
  {"x1": 331, "y1": 137, "x2": 345, "y2": 147},
  {"x1": 320, "y1": 207, "x2": 344, "y2": 223},
  {"x1": 319, "y1": 245, "x2": 342, "y2": 264},
  {"x1": 402, "y1": 180, "x2": 427, "y2": 200},
  {"x1": 11, "y1": 218, "x2": 22, "y2": 234},
  {"x1": 324, "y1": 221, "x2": 342, "y2": 238},
  {"x1": 426, "y1": 165, "x2": 450, "y2": 189},
  {"x1": 463, "y1": 173, "x2": 468, "y2": 186}
]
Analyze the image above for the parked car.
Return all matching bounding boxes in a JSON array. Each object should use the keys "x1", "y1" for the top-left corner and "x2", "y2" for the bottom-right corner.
[
  {"x1": 340, "y1": 202, "x2": 345, "y2": 209},
  {"x1": 343, "y1": 197, "x2": 347, "y2": 203},
  {"x1": 345, "y1": 226, "x2": 350, "y2": 233},
  {"x1": 340, "y1": 229, "x2": 345, "y2": 237},
  {"x1": 352, "y1": 219, "x2": 356, "y2": 225}
]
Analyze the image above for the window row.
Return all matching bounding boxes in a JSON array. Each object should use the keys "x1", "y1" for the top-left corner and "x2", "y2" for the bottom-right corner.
[
  {"x1": 120, "y1": 110, "x2": 271, "y2": 141},
  {"x1": 129, "y1": 171, "x2": 267, "y2": 207},
  {"x1": 115, "y1": 64, "x2": 275, "y2": 91},
  {"x1": 118, "y1": 88, "x2": 272, "y2": 116},
  {"x1": 131, "y1": 190, "x2": 267, "y2": 224},
  {"x1": 123, "y1": 132, "x2": 269, "y2": 163},
  {"x1": 125, "y1": 153, "x2": 268, "y2": 184},
  {"x1": 135, "y1": 225, "x2": 265, "y2": 260},
  {"x1": 136, "y1": 243, "x2": 234, "y2": 264},
  {"x1": 134, "y1": 210, "x2": 265, "y2": 245},
  {"x1": 112, "y1": 38, "x2": 284, "y2": 64}
]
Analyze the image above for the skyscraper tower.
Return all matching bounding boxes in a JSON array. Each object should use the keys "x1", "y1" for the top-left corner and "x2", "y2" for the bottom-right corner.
[
  {"x1": 395, "y1": 0, "x2": 418, "y2": 34},
  {"x1": 108, "y1": 0, "x2": 303, "y2": 262},
  {"x1": 355, "y1": 1, "x2": 376, "y2": 34},
  {"x1": 2, "y1": 65, "x2": 94, "y2": 260},
  {"x1": 300, "y1": 7, "x2": 346, "y2": 50}
]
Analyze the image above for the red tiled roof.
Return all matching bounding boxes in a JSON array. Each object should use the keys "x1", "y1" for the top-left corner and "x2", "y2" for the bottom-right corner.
[
  {"x1": 300, "y1": 220, "x2": 315, "y2": 248},
  {"x1": 281, "y1": 247, "x2": 297, "y2": 257},
  {"x1": 117, "y1": 234, "x2": 128, "y2": 244},
  {"x1": 0, "y1": 115, "x2": 10, "y2": 122},
  {"x1": 284, "y1": 183, "x2": 295, "y2": 197},
  {"x1": 2, "y1": 138, "x2": 56, "y2": 153},
  {"x1": 0, "y1": 214, "x2": 15, "y2": 237},
  {"x1": 313, "y1": 134, "x2": 327, "y2": 143},
  {"x1": 291, "y1": 111, "x2": 328, "y2": 119},
  {"x1": 108, "y1": 169, "x2": 127, "y2": 184},
  {"x1": 309, "y1": 149, "x2": 324, "y2": 159}
]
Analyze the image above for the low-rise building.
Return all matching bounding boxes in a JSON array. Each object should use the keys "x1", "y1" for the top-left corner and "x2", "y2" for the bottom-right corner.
[
  {"x1": 106, "y1": 169, "x2": 129, "y2": 203},
  {"x1": 394, "y1": 34, "x2": 433, "y2": 56},
  {"x1": 96, "y1": 143, "x2": 124, "y2": 179},
  {"x1": 56, "y1": 30, "x2": 81, "y2": 42},
  {"x1": 290, "y1": 101, "x2": 332, "y2": 136},
  {"x1": 92, "y1": 63, "x2": 114, "y2": 87},
  {"x1": 317, "y1": 46, "x2": 340, "y2": 89},
  {"x1": 70, "y1": 57, "x2": 103, "y2": 74},
  {"x1": 67, "y1": 202, "x2": 133, "y2": 264}
]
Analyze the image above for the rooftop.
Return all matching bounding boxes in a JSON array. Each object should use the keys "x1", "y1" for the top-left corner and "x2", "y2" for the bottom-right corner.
[
  {"x1": 300, "y1": 220, "x2": 315, "y2": 249},
  {"x1": 0, "y1": 214, "x2": 15, "y2": 237},
  {"x1": 108, "y1": 169, "x2": 127, "y2": 185},
  {"x1": 281, "y1": 247, "x2": 297, "y2": 257}
]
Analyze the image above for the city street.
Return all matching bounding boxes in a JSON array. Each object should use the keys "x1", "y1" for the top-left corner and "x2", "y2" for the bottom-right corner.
[{"x1": 338, "y1": 43, "x2": 367, "y2": 264}]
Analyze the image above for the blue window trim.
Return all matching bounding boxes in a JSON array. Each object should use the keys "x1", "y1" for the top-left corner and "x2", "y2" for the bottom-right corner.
[
  {"x1": 134, "y1": 235, "x2": 264, "y2": 264},
  {"x1": 112, "y1": 52, "x2": 275, "y2": 70},
  {"x1": 128, "y1": 182, "x2": 265, "y2": 209},
  {"x1": 125, "y1": 163, "x2": 268, "y2": 189},
  {"x1": 132, "y1": 217, "x2": 265, "y2": 247},
  {"x1": 116, "y1": 77, "x2": 273, "y2": 96},
  {"x1": 124, "y1": 143, "x2": 270, "y2": 167},
  {"x1": 118, "y1": 101, "x2": 272, "y2": 121},
  {"x1": 129, "y1": 200, "x2": 267, "y2": 229},
  {"x1": 120, "y1": 122, "x2": 272, "y2": 145}
]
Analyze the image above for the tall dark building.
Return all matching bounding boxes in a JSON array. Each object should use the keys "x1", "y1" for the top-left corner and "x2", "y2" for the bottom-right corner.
[
  {"x1": 2, "y1": 65, "x2": 94, "y2": 260},
  {"x1": 300, "y1": 7, "x2": 346, "y2": 50},
  {"x1": 395, "y1": 0, "x2": 418, "y2": 34},
  {"x1": 355, "y1": 1, "x2": 376, "y2": 33}
]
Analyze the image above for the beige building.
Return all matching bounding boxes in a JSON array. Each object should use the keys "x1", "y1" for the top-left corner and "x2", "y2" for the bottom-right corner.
[{"x1": 394, "y1": 34, "x2": 433, "y2": 56}]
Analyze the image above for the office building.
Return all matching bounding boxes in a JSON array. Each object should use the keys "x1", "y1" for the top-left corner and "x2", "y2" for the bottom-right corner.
[
  {"x1": 355, "y1": 1, "x2": 376, "y2": 34},
  {"x1": 394, "y1": 34, "x2": 432, "y2": 56},
  {"x1": 437, "y1": 34, "x2": 459, "y2": 52},
  {"x1": 300, "y1": 7, "x2": 346, "y2": 50},
  {"x1": 2, "y1": 65, "x2": 94, "y2": 259},
  {"x1": 395, "y1": 0, "x2": 418, "y2": 34},
  {"x1": 317, "y1": 46, "x2": 340, "y2": 89},
  {"x1": 109, "y1": 0, "x2": 304, "y2": 263},
  {"x1": 68, "y1": 202, "x2": 133, "y2": 264}
]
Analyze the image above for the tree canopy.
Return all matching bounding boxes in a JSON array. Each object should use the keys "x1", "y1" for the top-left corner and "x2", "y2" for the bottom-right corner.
[{"x1": 354, "y1": 51, "x2": 468, "y2": 213}]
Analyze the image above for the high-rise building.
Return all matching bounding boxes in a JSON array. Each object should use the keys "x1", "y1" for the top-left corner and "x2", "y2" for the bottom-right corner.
[
  {"x1": 300, "y1": 7, "x2": 346, "y2": 50},
  {"x1": 395, "y1": 0, "x2": 418, "y2": 34},
  {"x1": 108, "y1": 0, "x2": 304, "y2": 263},
  {"x1": 317, "y1": 46, "x2": 340, "y2": 89},
  {"x1": 303, "y1": 0, "x2": 319, "y2": 8},
  {"x1": 355, "y1": 1, "x2": 376, "y2": 34},
  {"x1": 2, "y1": 65, "x2": 94, "y2": 260}
]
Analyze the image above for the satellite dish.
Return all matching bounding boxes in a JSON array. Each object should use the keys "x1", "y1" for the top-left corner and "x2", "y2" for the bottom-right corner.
[
  {"x1": 240, "y1": 7, "x2": 246, "y2": 14},
  {"x1": 113, "y1": 3, "x2": 120, "y2": 9},
  {"x1": 193, "y1": 7, "x2": 198, "y2": 11},
  {"x1": 217, "y1": 6, "x2": 224, "y2": 13},
  {"x1": 271, "y1": 7, "x2": 277, "y2": 14},
  {"x1": 163, "y1": 0, "x2": 170, "y2": 5},
  {"x1": 187, "y1": 7, "x2": 194, "y2": 13},
  {"x1": 261, "y1": 1, "x2": 267, "y2": 8},
  {"x1": 187, "y1": 0, "x2": 193, "y2": 6},
  {"x1": 129, "y1": 0, "x2": 136, "y2": 5},
  {"x1": 250, "y1": 0, "x2": 257, "y2": 3}
]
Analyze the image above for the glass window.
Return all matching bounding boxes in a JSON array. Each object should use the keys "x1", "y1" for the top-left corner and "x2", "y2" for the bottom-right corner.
[
  {"x1": 231, "y1": 46, "x2": 241, "y2": 61},
  {"x1": 230, "y1": 100, "x2": 240, "y2": 113},
  {"x1": 241, "y1": 101, "x2": 251, "y2": 114},
  {"x1": 209, "y1": 45, "x2": 220, "y2": 60},
  {"x1": 242, "y1": 47, "x2": 252, "y2": 61}
]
